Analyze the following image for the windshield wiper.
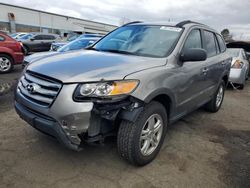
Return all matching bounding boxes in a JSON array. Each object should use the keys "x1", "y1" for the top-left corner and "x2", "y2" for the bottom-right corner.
[
  {"x1": 85, "y1": 46, "x2": 99, "y2": 51},
  {"x1": 101, "y1": 49, "x2": 136, "y2": 55}
]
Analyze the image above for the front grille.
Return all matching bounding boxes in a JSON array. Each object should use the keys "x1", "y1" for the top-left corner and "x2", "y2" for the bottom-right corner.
[{"x1": 17, "y1": 71, "x2": 62, "y2": 107}]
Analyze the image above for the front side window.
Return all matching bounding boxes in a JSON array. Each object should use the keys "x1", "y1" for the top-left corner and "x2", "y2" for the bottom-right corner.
[
  {"x1": 183, "y1": 29, "x2": 202, "y2": 51},
  {"x1": 93, "y1": 25, "x2": 183, "y2": 58},
  {"x1": 204, "y1": 31, "x2": 217, "y2": 57}
]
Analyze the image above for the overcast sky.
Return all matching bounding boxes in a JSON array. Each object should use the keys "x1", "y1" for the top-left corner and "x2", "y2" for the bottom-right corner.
[{"x1": 1, "y1": 0, "x2": 250, "y2": 40}]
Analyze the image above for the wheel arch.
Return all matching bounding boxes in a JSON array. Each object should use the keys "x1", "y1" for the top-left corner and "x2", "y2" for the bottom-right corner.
[
  {"x1": 144, "y1": 88, "x2": 176, "y2": 120},
  {"x1": 222, "y1": 74, "x2": 229, "y2": 85},
  {"x1": 0, "y1": 52, "x2": 14, "y2": 62}
]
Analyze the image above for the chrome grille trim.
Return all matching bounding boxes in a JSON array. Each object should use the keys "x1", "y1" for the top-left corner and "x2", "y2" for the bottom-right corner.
[
  {"x1": 17, "y1": 72, "x2": 62, "y2": 107},
  {"x1": 24, "y1": 73, "x2": 61, "y2": 89}
]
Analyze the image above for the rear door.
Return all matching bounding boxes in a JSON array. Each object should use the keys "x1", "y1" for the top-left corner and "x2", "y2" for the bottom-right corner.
[
  {"x1": 202, "y1": 30, "x2": 228, "y2": 96},
  {"x1": 42, "y1": 35, "x2": 56, "y2": 51},
  {"x1": 29, "y1": 34, "x2": 45, "y2": 52}
]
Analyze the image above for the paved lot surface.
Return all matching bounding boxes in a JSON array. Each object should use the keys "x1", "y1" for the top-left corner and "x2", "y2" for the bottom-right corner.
[{"x1": 0, "y1": 66, "x2": 249, "y2": 188}]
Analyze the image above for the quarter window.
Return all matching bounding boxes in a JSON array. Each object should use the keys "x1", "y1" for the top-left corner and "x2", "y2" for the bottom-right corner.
[
  {"x1": 0, "y1": 36, "x2": 5, "y2": 41},
  {"x1": 214, "y1": 35, "x2": 220, "y2": 54},
  {"x1": 204, "y1": 31, "x2": 217, "y2": 57},
  {"x1": 183, "y1": 29, "x2": 202, "y2": 51},
  {"x1": 216, "y1": 34, "x2": 226, "y2": 52}
]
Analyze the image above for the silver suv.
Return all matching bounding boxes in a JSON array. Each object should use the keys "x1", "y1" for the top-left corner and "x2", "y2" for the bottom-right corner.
[{"x1": 15, "y1": 20, "x2": 231, "y2": 166}]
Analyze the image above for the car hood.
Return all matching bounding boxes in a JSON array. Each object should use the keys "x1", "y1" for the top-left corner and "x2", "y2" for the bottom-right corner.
[
  {"x1": 27, "y1": 50, "x2": 166, "y2": 83},
  {"x1": 25, "y1": 51, "x2": 59, "y2": 63}
]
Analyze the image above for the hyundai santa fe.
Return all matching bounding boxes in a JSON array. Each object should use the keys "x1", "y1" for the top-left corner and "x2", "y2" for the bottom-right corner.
[{"x1": 15, "y1": 20, "x2": 231, "y2": 166}]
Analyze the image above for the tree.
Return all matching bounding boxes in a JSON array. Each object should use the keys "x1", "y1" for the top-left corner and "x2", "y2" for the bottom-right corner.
[{"x1": 221, "y1": 28, "x2": 233, "y2": 42}]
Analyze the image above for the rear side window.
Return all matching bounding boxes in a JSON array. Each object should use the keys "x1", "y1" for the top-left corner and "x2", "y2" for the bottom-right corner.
[
  {"x1": 34, "y1": 35, "x2": 55, "y2": 40},
  {"x1": 216, "y1": 34, "x2": 226, "y2": 52},
  {"x1": 0, "y1": 36, "x2": 5, "y2": 41},
  {"x1": 34, "y1": 35, "x2": 44, "y2": 40},
  {"x1": 204, "y1": 31, "x2": 217, "y2": 57},
  {"x1": 183, "y1": 29, "x2": 202, "y2": 51},
  {"x1": 44, "y1": 35, "x2": 56, "y2": 40}
]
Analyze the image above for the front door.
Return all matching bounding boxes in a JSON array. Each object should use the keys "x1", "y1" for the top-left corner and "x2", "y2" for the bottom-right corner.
[{"x1": 175, "y1": 29, "x2": 210, "y2": 115}]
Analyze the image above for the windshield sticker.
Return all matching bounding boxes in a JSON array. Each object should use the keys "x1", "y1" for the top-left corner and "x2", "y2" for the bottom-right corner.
[{"x1": 160, "y1": 26, "x2": 182, "y2": 32}]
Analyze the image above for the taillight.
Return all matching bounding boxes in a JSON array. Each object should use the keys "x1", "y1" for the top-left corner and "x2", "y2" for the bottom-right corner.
[{"x1": 231, "y1": 60, "x2": 243, "y2": 69}]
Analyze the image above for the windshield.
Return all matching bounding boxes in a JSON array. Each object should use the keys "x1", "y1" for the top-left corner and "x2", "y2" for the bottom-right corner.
[
  {"x1": 58, "y1": 38, "x2": 98, "y2": 52},
  {"x1": 93, "y1": 25, "x2": 183, "y2": 58},
  {"x1": 19, "y1": 33, "x2": 33, "y2": 40},
  {"x1": 228, "y1": 49, "x2": 240, "y2": 57}
]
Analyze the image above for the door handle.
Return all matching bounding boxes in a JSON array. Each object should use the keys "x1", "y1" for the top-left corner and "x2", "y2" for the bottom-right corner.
[{"x1": 202, "y1": 68, "x2": 209, "y2": 75}]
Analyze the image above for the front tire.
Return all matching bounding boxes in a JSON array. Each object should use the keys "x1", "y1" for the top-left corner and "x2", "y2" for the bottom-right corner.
[
  {"x1": 117, "y1": 101, "x2": 168, "y2": 166},
  {"x1": 204, "y1": 81, "x2": 225, "y2": 112}
]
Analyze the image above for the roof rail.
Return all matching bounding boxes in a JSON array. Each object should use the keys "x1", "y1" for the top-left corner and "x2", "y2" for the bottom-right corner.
[
  {"x1": 122, "y1": 21, "x2": 143, "y2": 26},
  {"x1": 176, "y1": 20, "x2": 207, "y2": 27}
]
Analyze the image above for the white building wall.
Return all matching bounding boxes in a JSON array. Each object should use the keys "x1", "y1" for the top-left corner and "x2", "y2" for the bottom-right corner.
[{"x1": 0, "y1": 3, "x2": 116, "y2": 34}]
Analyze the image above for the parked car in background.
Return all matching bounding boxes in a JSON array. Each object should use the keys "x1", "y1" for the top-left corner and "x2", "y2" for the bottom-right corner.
[
  {"x1": 0, "y1": 31, "x2": 24, "y2": 73},
  {"x1": 9, "y1": 32, "x2": 27, "y2": 39},
  {"x1": 50, "y1": 41, "x2": 67, "y2": 51},
  {"x1": 18, "y1": 33, "x2": 34, "y2": 42},
  {"x1": 50, "y1": 33, "x2": 103, "y2": 51},
  {"x1": 23, "y1": 37, "x2": 100, "y2": 66},
  {"x1": 19, "y1": 33, "x2": 60, "y2": 54},
  {"x1": 246, "y1": 52, "x2": 250, "y2": 77},
  {"x1": 78, "y1": 33, "x2": 104, "y2": 39},
  {"x1": 228, "y1": 48, "x2": 249, "y2": 89},
  {"x1": 246, "y1": 52, "x2": 250, "y2": 61},
  {"x1": 15, "y1": 21, "x2": 231, "y2": 166}
]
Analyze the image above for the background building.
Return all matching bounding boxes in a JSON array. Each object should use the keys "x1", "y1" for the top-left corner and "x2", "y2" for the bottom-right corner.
[{"x1": 0, "y1": 3, "x2": 117, "y2": 36}]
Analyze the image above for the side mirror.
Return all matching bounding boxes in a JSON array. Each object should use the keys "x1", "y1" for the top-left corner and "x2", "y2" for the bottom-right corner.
[
  {"x1": 30, "y1": 37, "x2": 35, "y2": 41},
  {"x1": 180, "y1": 48, "x2": 207, "y2": 62}
]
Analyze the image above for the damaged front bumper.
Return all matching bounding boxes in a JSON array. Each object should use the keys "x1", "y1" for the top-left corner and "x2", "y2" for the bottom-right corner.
[{"x1": 15, "y1": 83, "x2": 144, "y2": 151}]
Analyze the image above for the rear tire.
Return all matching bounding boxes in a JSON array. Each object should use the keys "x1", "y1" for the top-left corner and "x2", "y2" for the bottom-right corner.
[
  {"x1": 204, "y1": 81, "x2": 225, "y2": 112},
  {"x1": 0, "y1": 54, "x2": 13, "y2": 73},
  {"x1": 117, "y1": 101, "x2": 168, "y2": 166}
]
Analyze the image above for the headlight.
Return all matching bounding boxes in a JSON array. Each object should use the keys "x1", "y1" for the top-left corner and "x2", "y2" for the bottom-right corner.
[{"x1": 74, "y1": 80, "x2": 139, "y2": 100}]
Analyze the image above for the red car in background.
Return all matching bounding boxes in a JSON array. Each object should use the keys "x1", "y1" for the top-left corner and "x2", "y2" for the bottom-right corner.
[{"x1": 0, "y1": 32, "x2": 24, "y2": 73}]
